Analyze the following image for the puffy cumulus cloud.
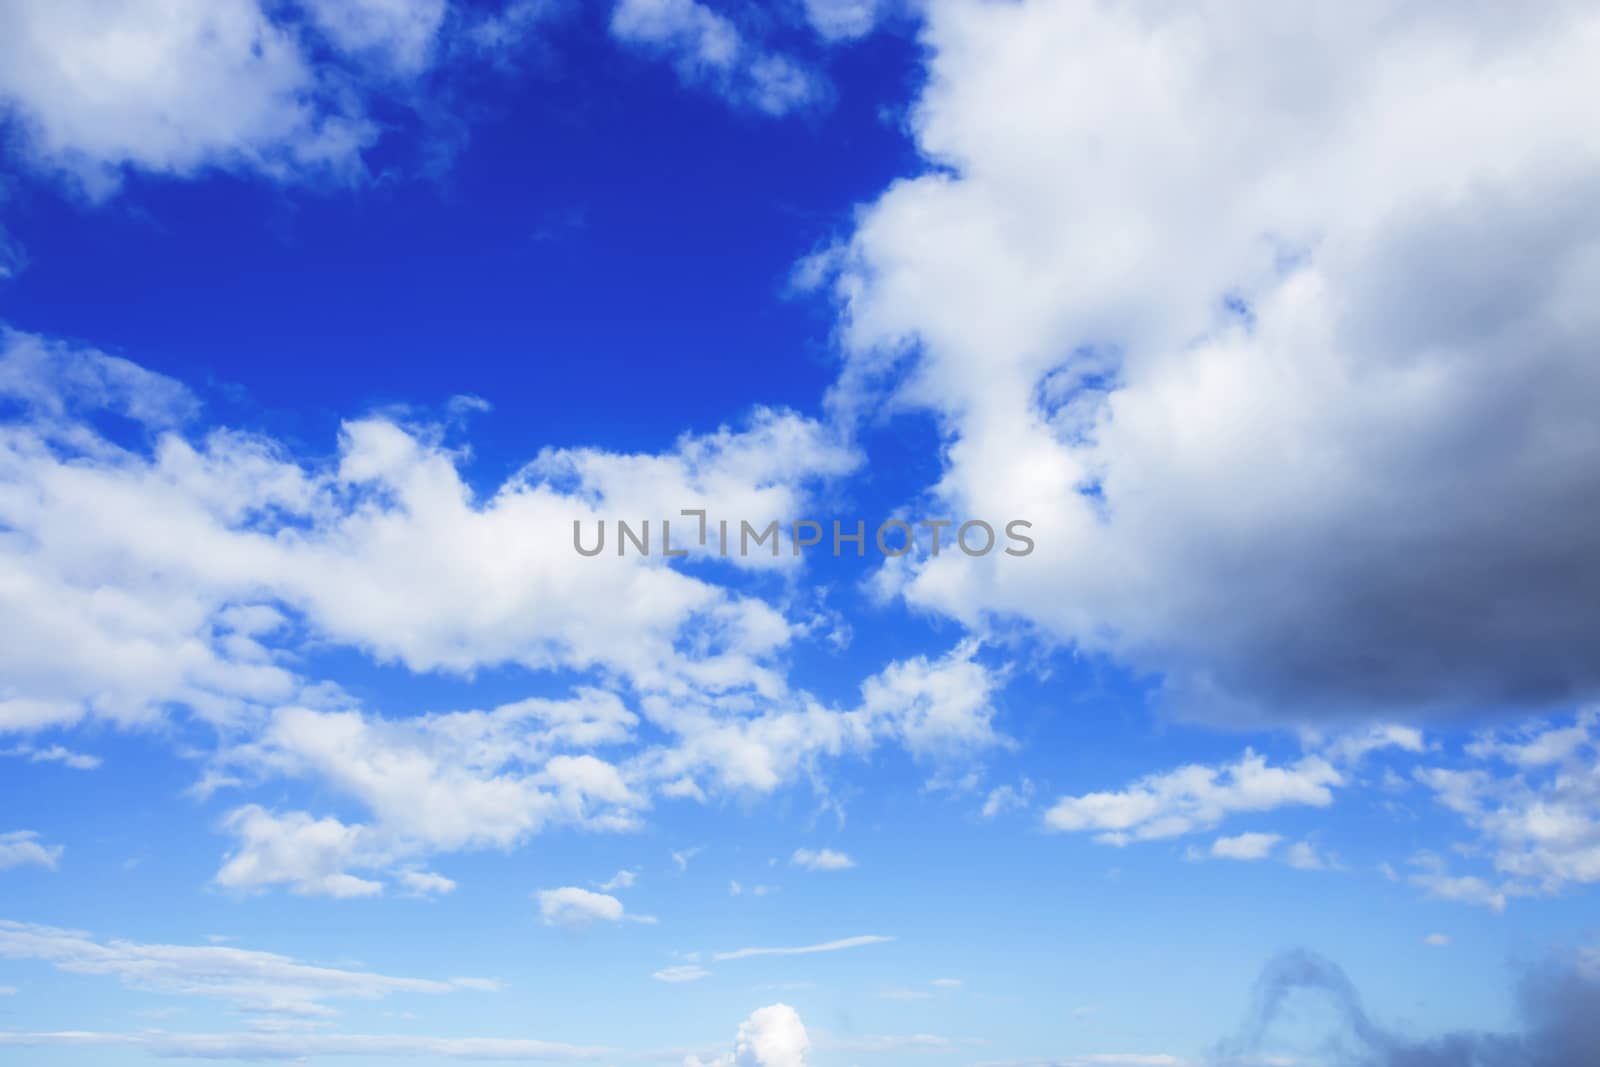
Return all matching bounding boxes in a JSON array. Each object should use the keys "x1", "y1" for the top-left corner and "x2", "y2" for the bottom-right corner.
[
  {"x1": 215, "y1": 806, "x2": 384, "y2": 899},
  {"x1": 1205, "y1": 832, "x2": 1281, "y2": 862},
  {"x1": 0, "y1": 919, "x2": 491, "y2": 1019},
  {"x1": 1407, "y1": 712, "x2": 1600, "y2": 908},
  {"x1": 0, "y1": 831, "x2": 62, "y2": 872},
  {"x1": 536, "y1": 886, "x2": 654, "y2": 928},
  {"x1": 1045, "y1": 750, "x2": 1342, "y2": 845},
  {"x1": 811, "y1": 0, "x2": 1600, "y2": 724},
  {"x1": 0, "y1": 329, "x2": 832, "y2": 733},
  {"x1": 610, "y1": 0, "x2": 822, "y2": 116},
  {"x1": 632, "y1": 640, "x2": 1006, "y2": 797},
  {"x1": 687, "y1": 1003, "x2": 810, "y2": 1067},
  {"x1": 0, "y1": 330, "x2": 1009, "y2": 894},
  {"x1": 0, "y1": 0, "x2": 375, "y2": 197}
]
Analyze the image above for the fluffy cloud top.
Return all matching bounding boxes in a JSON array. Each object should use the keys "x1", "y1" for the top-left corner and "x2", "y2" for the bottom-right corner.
[
  {"x1": 0, "y1": 0, "x2": 374, "y2": 196},
  {"x1": 687, "y1": 1003, "x2": 810, "y2": 1067},
  {"x1": 813, "y1": 0, "x2": 1600, "y2": 724}
]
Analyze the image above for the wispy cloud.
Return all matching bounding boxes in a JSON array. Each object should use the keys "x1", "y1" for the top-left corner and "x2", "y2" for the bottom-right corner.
[{"x1": 714, "y1": 935, "x2": 891, "y2": 961}]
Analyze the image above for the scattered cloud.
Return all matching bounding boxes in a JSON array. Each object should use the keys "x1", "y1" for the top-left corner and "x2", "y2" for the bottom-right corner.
[
  {"x1": 597, "y1": 869, "x2": 637, "y2": 892},
  {"x1": 653, "y1": 964, "x2": 710, "y2": 983},
  {"x1": 0, "y1": 919, "x2": 492, "y2": 1018},
  {"x1": 609, "y1": 0, "x2": 821, "y2": 116},
  {"x1": 790, "y1": 848, "x2": 854, "y2": 871},
  {"x1": 686, "y1": 1002, "x2": 809, "y2": 1067},
  {"x1": 0, "y1": 831, "x2": 62, "y2": 872},
  {"x1": 1205, "y1": 833, "x2": 1281, "y2": 862},
  {"x1": 536, "y1": 887, "x2": 655, "y2": 929},
  {"x1": 1045, "y1": 750, "x2": 1340, "y2": 845},
  {"x1": 713, "y1": 935, "x2": 891, "y2": 962}
]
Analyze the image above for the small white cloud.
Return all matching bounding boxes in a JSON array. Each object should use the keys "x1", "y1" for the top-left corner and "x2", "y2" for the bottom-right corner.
[
  {"x1": 1283, "y1": 840, "x2": 1334, "y2": 871},
  {"x1": 398, "y1": 870, "x2": 457, "y2": 896},
  {"x1": 536, "y1": 886, "x2": 655, "y2": 928},
  {"x1": 1208, "y1": 832, "x2": 1281, "y2": 862},
  {"x1": 610, "y1": 0, "x2": 821, "y2": 117},
  {"x1": 0, "y1": 831, "x2": 62, "y2": 872},
  {"x1": 791, "y1": 848, "x2": 854, "y2": 871},
  {"x1": 714, "y1": 935, "x2": 891, "y2": 962},
  {"x1": 653, "y1": 964, "x2": 710, "y2": 983},
  {"x1": 981, "y1": 781, "x2": 1032, "y2": 819},
  {"x1": 597, "y1": 869, "x2": 637, "y2": 892},
  {"x1": 4, "y1": 744, "x2": 100, "y2": 770},
  {"x1": 802, "y1": 0, "x2": 880, "y2": 41},
  {"x1": 1424, "y1": 933, "x2": 1451, "y2": 947}
]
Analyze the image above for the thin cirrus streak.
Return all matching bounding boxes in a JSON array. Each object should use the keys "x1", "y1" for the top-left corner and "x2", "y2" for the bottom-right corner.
[{"x1": 712, "y1": 935, "x2": 893, "y2": 961}]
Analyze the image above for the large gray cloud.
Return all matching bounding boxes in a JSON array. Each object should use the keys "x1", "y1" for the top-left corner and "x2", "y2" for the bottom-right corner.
[{"x1": 814, "y1": 0, "x2": 1600, "y2": 723}]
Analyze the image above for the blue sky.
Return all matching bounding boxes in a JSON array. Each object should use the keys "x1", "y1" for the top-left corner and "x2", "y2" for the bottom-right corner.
[{"x1": 2, "y1": 2, "x2": 1600, "y2": 1066}]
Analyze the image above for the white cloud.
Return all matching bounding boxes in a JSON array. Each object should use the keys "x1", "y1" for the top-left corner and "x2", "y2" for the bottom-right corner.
[
  {"x1": 1410, "y1": 713, "x2": 1600, "y2": 905},
  {"x1": 1045, "y1": 750, "x2": 1340, "y2": 844},
  {"x1": 2, "y1": 743, "x2": 99, "y2": 770},
  {"x1": 597, "y1": 869, "x2": 636, "y2": 892},
  {"x1": 810, "y1": 0, "x2": 1600, "y2": 724},
  {"x1": 0, "y1": 1030, "x2": 607, "y2": 1060},
  {"x1": 214, "y1": 806, "x2": 383, "y2": 899},
  {"x1": 1404, "y1": 852, "x2": 1511, "y2": 913},
  {"x1": 610, "y1": 0, "x2": 821, "y2": 116},
  {"x1": 713, "y1": 935, "x2": 891, "y2": 961},
  {"x1": 802, "y1": 0, "x2": 881, "y2": 41},
  {"x1": 790, "y1": 848, "x2": 854, "y2": 871},
  {"x1": 0, "y1": 919, "x2": 490, "y2": 1018},
  {"x1": 0, "y1": 831, "x2": 61, "y2": 872},
  {"x1": 0, "y1": 0, "x2": 374, "y2": 196},
  {"x1": 981, "y1": 780, "x2": 1032, "y2": 819},
  {"x1": 398, "y1": 870, "x2": 457, "y2": 896},
  {"x1": 301, "y1": 0, "x2": 449, "y2": 75},
  {"x1": 653, "y1": 964, "x2": 710, "y2": 983},
  {"x1": 1424, "y1": 933, "x2": 1450, "y2": 947},
  {"x1": 1, "y1": 334, "x2": 1008, "y2": 890},
  {"x1": 1206, "y1": 832, "x2": 1280, "y2": 862},
  {"x1": 1283, "y1": 840, "x2": 1335, "y2": 872},
  {"x1": 536, "y1": 887, "x2": 654, "y2": 929},
  {"x1": 687, "y1": 1003, "x2": 809, "y2": 1067}
]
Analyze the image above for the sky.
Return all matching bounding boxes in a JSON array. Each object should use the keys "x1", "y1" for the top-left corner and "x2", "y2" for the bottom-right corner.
[{"x1": 1, "y1": 1, "x2": 1599, "y2": 1065}]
